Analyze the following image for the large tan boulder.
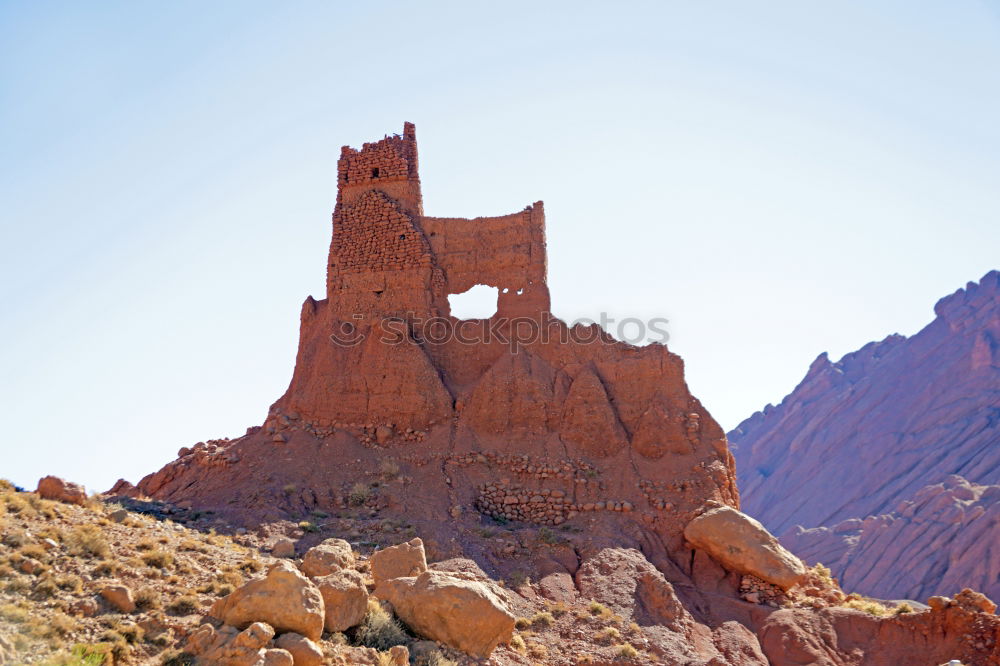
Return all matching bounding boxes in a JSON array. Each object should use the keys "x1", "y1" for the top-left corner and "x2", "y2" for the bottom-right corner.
[
  {"x1": 186, "y1": 622, "x2": 294, "y2": 666},
  {"x1": 209, "y1": 561, "x2": 325, "y2": 640},
  {"x1": 270, "y1": 537, "x2": 296, "y2": 558},
  {"x1": 375, "y1": 570, "x2": 514, "y2": 657},
  {"x1": 371, "y1": 538, "x2": 427, "y2": 585},
  {"x1": 300, "y1": 538, "x2": 354, "y2": 578},
  {"x1": 36, "y1": 476, "x2": 87, "y2": 506},
  {"x1": 316, "y1": 568, "x2": 369, "y2": 632},
  {"x1": 274, "y1": 632, "x2": 323, "y2": 666},
  {"x1": 684, "y1": 505, "x2": 806, "y2": 590},
  {"x1": 100, "y1": 584, "x2": 136, "y2": 613}
]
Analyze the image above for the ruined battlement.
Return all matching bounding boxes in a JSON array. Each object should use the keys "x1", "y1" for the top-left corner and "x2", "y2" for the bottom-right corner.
[
  {"x1": 337, "y1": 122, "x2": 422, "y2": 216},
  {"x1": 326, "y1": 123, "x2": 549, "y2": 317}
]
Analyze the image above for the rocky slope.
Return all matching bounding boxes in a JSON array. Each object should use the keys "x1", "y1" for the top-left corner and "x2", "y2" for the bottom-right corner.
[
  {"x1": 85, "y1": 125, "x2": 1000, "y2": 664},
  {"x1": 5, "y1": 477, "x2": 998, "y2": 666},
  {"x1": 731, "y1": 270, "x2": 1000, "y2": 601}
]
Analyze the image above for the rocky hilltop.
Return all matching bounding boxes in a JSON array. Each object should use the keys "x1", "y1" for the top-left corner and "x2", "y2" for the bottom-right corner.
[
  {"x1": 66, "y1": 125, "x2": 1000, "y2": 665},
  {"x1": 731, "y1": 270, "x2": 1000, "y2": 601},
  {"x1": 133, "y1": 122, "x2": 740, "y2": 569}
]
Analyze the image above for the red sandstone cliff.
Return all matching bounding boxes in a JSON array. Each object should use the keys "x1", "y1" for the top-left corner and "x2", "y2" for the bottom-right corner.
[
  {"x1": 128, "y1": 125, "x2": 1000, "y2": 664},
  {"x1": 731, "y1": 270, "x2": 1000, "y2": 601}
]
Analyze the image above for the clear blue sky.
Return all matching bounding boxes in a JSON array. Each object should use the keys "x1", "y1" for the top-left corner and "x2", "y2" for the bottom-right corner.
[{"x1": 2, "y1": 1, "x2": 999, "y2": 492}]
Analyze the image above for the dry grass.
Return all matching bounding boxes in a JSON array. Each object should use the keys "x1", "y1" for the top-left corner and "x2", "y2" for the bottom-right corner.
[
  {"x1": 166, "y1": 594, "x2": 201, "y2": 616},
  {"x1": 588, "y1": 600, "x2": 613, "y2": 619},
  {"x1": 844, "y1": 597, "x2": 890, "y2": 616},
  {"x1": 238, "y1": 557, "x2": 263, "y2": 574},
  {"x1": 528, "y1": 611, "x2": 554, "y2": 628},
  {"x1": 36, "y1": 643, "x2": 114, "y2": 666},
  {"x1": 178, "y1": 538, "x2": 208, "y2": 554},
  {"x1": 92, "y1": 560, "x2": 119, "y2": 577},
  {"x1": 526, "y1": 640, "x2": 548, "y2": 659},
  {"x1": 596, "y1": 626, "x2": 621, "y2": 643},
  {"x1": 414, "y1": 650, "x2": 458, "y2": 666},
  {"x1": 614, "y1": 643, "x2": 639, "y2": 660},
  {"x1": 134, "y1": 586, "x2": 162, "y2": 611},
  {"x1": 141, "y1": 549, "x2": 175, "y2": 569},
  {"x1": 380, "y1": 460, "x2": 400, "y2": 480},
  {"x1": 65, "y1": 525, "x2": 110, "y2": 559}
]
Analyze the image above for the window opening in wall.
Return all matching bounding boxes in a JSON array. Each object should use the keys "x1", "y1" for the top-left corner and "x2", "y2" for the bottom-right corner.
[{"x1": 448, "y1": 284, "x2": 499, "y2": 319}]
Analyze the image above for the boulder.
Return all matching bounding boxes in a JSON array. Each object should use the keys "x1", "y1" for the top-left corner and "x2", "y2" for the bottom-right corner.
[
  {"x1": 300, "y1": 538, "x2": 354, "y2": 578},
  {"x1": 70, "y1": 598, "x2": 99, "y2": 617},
  {"x1": 186, "y1": 622, "x2": 295, "y2": 666},
  {"x1": 575, "y1": 548, "x2": 690, "y2": 627},
  {"x1": 209, "y1": 561, "x2": 325, "y2": 641},
  {"x1": 36, "y1": 476, "x2": 87, "y2": 506},
  {"x1": 684, "y1": 505, "x2": 806, "y2": 589},
  {"x1": 375, "y1": 570, "x2": 514, "y2": 657},
  {"x1": 387, "y1": 645, "x2": 409, "y2": 666},
  {"x1": 271, "y1": 537, "x2": 296, "y2": 558},
  {"x1": 316, "y1": 568, "x2": 369, "y2": 632},
  {"x1": 100, "y1": 584, "x2": 136, "y2": 613},
  {"x1": 953, "y1": 588, "x2": 996, "y2": 614},
  {"x1": 371, "y1": 538, "x2": 427, "y2": 585},
  {"x1": 274, "y1": 632, "x2": 323, "y2": 666}
]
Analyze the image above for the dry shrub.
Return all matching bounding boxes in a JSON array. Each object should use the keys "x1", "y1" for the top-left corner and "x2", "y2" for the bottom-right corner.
[
  {"x1": 844, "y1": 597, "x2": 890, "y2": 616},
  {"x1": 349, "y1": 483, "x2": 371, "y2": 506},
  {"x1": 159, "y1": 649, "x2": 196, "y2": 665},
  {"x1": 134, "y1": 586, "x2": 161, "y2": 611},
  {"x1": 37, "y1": 643, "x2": 113, "y2": 666},
  {"x1": 3, "y1": 528, "x2": 29, "y2": 548},
  {"x1": 588, "y1": 601, "x2": 612, "y2": 619},
  {"x1": 354, "y1": 599, "x2": 408, "y2": 650},
  {"x1": 615, "y1": 643, "x2": 639, "y2": 660},
  {"x1": 529, "y1": 611, "x2": 554, "y2": 628},
  {"x1": 238, "y1": 558, "x2": 263, "y2": 574},
  {"x1": 166, "y1": 594, "x2": 200, "y2": 615},
  {"x1": 0, "y1": 602, "x2": 30, "y2": 623},
  {"x1": 413, "y1": 649, "x2": 457, "y2": 666},
  {"x1": 19, "y1": 543, "x2": 49, "y2": 561},
  {"x1": 179, "y1": 538, "x2": 208, "y2": 554},
  {"x1": 141, "y1": 549, "x2": 175, "y2": 569},
  {"x1": 65, "y1": 525, "x2": 110, "y2": 558},
  {"x1": 596, "y1": 626, "x2": 621, "y2": 643},
  {"x1": 380, "y1": 460, "x2": 400, "y2": 479},
  {"x1": 92, "y1": 560, "x2": 118, "y2": 577}
]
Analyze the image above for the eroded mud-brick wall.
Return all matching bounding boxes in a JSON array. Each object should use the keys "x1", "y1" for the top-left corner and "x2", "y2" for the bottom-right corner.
[{"x1": 326, "y1": 123, "x2": 548, "y2": 319}]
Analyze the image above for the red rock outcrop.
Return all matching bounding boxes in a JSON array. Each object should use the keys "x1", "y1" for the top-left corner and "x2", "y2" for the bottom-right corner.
[
  {"x1": 731, "y1": 270, "x2": 1000, "y2": 600},
  {"x1": 128, "y1": 125, "x2": 1000, "y2": 664}
]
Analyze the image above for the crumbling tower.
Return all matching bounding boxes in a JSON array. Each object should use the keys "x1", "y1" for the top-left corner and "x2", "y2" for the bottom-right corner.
[{"x1": 326, "y1": 123, "x2": 440, "y2": 317}]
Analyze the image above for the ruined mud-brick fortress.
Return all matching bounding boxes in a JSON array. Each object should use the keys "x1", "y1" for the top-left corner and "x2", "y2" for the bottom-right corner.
[{"x1": 138, "y1": 123, "x2": 737, "y2": 539}]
